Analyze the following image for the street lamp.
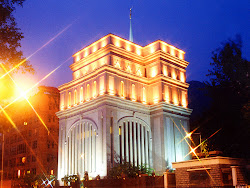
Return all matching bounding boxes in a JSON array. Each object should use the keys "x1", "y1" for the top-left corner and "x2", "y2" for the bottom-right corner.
[{"x1": 192, "y1": 133, "x2": 202, "y2": 153}]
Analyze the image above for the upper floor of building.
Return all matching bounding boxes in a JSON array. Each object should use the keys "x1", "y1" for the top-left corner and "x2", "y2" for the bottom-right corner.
[{"x1": 59, "y1": 34, "x2": 190, "y2": 111}]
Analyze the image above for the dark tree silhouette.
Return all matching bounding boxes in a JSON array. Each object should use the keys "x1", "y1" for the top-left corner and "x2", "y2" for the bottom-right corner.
[
  {"x1": 198, "y1": 35, "x2": 250, "y2": 158},
  {"x1": 0, "y1": 0, "x2": 33, "y2": 72}
]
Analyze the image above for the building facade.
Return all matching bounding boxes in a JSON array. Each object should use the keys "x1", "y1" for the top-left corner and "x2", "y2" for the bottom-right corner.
[
  {"x1": 57, "y1": 34, "x2": 192, "y2": 180},
  {"x1": 2, "y1": 86, "x2": 59, "y2": 180}
]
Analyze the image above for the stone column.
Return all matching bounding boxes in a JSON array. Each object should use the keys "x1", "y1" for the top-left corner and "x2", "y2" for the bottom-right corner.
[
  {"x1": 129, "y1": 122, "x2": 133, "y2": 164},
  {"x1": 125, "y1": 121, "x2": 129, "y2": 162},
  {"x1": 145, "y1": 130, "x2": 149, "y2": 166},
  {"x1": 141, "y1": 124, "x2": 145, "y2": 165},
  {"x1": 137, "y1": 123, "x2": 141, "y2": 166},
  {"x1": 231, "y1": 166, "x2": 238, "y2": 187},
  {"x1": 121, "y1": 123, "x2": 125, "y2": 162},
  {"x1": 133, "y1": 123, "x2": 137, "y2": 166}
]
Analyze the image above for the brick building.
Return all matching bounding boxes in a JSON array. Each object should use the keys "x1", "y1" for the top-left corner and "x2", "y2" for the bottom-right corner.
[
  {"x1": 2, "y1": 86, "x2": 59, "y2": 180},
  {"x1": 172, "y1": 156, "x2": 249, "y2": 187}
]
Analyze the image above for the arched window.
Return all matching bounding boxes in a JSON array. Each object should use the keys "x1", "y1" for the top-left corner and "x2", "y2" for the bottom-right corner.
[
  {"x1": 118, "y1": 118, "x2": 151, "y2": 167},
  {"x1": 64, "y1": 120, "x2": 97, "y2": 176}
]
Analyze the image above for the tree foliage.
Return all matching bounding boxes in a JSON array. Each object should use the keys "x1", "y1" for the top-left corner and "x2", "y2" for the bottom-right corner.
[
  {"x1": 207, "y1": 35, "x2": 249, "y2": 98},
  {"x1": 108, "y1": 162, "x2": 154, "y2": 179},
  {"x1": 199, "y1": 35, "x2": 250, "y2": 158},
  {"x1": 0, "y1": 0, "x2": 32, "y2": 72}
]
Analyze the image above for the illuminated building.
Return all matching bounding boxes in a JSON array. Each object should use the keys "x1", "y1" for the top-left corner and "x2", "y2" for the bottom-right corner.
[
  {"x1": 57, "y1": 34, "x2": 192, "y2": 180},
  {"x1": 2, "y1": 86, "x2": 59, "y2": 180}
]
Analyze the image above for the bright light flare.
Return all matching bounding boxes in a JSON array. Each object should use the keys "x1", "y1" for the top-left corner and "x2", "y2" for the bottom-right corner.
[
  {"x1": 178, "y1": 127, "x2": 199, "y2": 144},
  {"x1": 2, "y1": 57, "x2": 71, "y2": 112}
]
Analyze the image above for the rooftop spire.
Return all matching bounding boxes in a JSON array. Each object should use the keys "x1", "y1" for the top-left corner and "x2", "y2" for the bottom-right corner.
[{"x1": 129, "y1": 7, "x2": 133, "y2": 42}]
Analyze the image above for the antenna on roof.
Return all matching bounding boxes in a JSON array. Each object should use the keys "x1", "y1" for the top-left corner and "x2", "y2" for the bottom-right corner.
[{"x1": 129, "y1": 7, "x2": 133, "y2": 42}]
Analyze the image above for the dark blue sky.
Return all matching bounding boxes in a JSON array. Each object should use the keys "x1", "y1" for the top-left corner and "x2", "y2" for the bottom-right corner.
[{"x1": 14, "y1": 0, "x2": 250, "y2": 87}]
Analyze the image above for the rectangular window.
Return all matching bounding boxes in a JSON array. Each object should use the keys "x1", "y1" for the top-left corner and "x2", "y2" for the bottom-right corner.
[
  {"x1": 80, "y1": 87, "x2": 83, "y2": 102},
  {"x1": 131, "y1": 84, "x2": 136, "y2": 101},
  {"x1": 99, "y1": 76, "x2": 105, "y2": 95},
  {"x1": 68, "y1": 92, "x2": 71, "y2": 107},
  {"x1": 164, "y1": 85, "x2": 170, "y2": 103},
  {"x1": 120, "y1": 81, "x2": 124, "y2": 97},
  {"x1": 74, "y1": 89, "x2": 77, "y2": 104},
  {"x1": 153, "y1": 85, "x2": 159, "y2": 103},
  {"x1": 93, "y1": 81, "x2": 97, "y2": 97},
  {"x1": 109, "y1": 76, "x2": 114, "y2": 95},
  {"x1": 87, "y1": 84, "x2": 90, "y2": 100},
  {"x1": 32, "y1": 141, "x2": 37, "y2": 149}
]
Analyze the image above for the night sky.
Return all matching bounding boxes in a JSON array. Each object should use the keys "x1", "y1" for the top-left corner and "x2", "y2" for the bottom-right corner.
[{"x1": 13, "y1": 0, "x2": 250, "y2": 88}]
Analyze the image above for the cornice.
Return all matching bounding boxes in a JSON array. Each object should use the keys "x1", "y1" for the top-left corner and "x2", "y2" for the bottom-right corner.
[
  {"x1": 58, "y1": 65, "x2": 188, "y2": 91},
  {"x1": 56, "y1": 95, "x2": 192, "y2": 119}
]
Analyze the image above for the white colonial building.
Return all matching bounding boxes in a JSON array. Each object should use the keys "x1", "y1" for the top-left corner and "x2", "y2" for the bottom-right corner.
[{"x1": 56, "y1": 34, "x2": 192, "y2": 180}]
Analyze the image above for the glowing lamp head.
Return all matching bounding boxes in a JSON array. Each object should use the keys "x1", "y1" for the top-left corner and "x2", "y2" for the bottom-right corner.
[{"x1": 186, "y1": 132, "x2": 192, "y2": 139}]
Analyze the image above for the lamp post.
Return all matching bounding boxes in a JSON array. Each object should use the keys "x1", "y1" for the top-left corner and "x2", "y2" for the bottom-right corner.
[{"x1": 193, "y1": 133, "x2": 202, "y2": 153}]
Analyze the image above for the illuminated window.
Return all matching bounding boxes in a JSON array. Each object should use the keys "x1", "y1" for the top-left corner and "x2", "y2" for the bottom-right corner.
[
  {"x1": 153, "y1": 85, "x2": 159, "y2": 103},
  {"x1": 163, "y1": 65, "x2": 168, "y2": 76},
  {"x1": 109, "y1": 76, "x2": 114, "y2": 95},
  {"x1": 68, "y1": 92, "x2": 71, "y2": 107},
  {"x1": 172, "y1": 88, "x2": 179, "y2": 105},
  {"x1": 180, "y1": 71, "x2": 185, "y2": 82},
  {"x1": 179, "y1": 52, "x2": 184, "y2": 60},
  {"x1": 136, "y1": 48, "x2": 141, "y2": 55},
  {"x1": 151, "y1": 66, "x2": 157, "y2": 77},
  {"x1": 18, "y1": 170, "x2": 21, "y2": 178},
  {"x1": 164, "y1": 85, "x2": 170, "y2": 103},
  {"x1": 170, "y1": 46, "x2": 175, "y2": 56},
  {"x1": 60, "y1": 93, "x2": 64, "y2": 110},
  {"x1": 119, "y1": 119, "x2": 150, "y2": 166},
  {"x1": 93, "y1": 81, "x2": 97, "y2": 98},
  {"x1": 131, "y1": 84, "x2": 136, "y2": 101},
  {"x1": 24, "y1": 122, "x2": 27, "y2": 125},
  {"x1": 74, "y1": 89, "x2": 77, "y2": 104},
  {"x1": 99, "y1": 76, "x2": 105, "y2": 95},
  {"x1": 87, "y1": 84, "x2": 90, "y2": 100},
  {"x1": 22, "y1": 157, "x2": 26, "y2": 163},
  {"x1": 172, "y1": 68, "x2": 176, "y2": 79},
  {"x1": 182, "y1": 91, "x2": 187, "y2": 108},
  {"x1": 80, "y1": 87, "x2": 83, "y2": 102},
  {"x1": 120, "y1": 81, "x2": 124, "y2": 97},
  {"x1": 50, "y1": 169, "x2": 54, "y2": 175},
  {"x1": 142, "y1": 87, "x2": 146, "y2": 104}
]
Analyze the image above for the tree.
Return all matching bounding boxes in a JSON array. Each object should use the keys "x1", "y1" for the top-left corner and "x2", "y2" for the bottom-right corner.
[
  {"x1": 0, "y1": 0, "x2": 34, "y2": 103},
  {"x1": 207, "y1": 35, "x2": 249, "y2": 99},
  {"x1": 199, "y1": 35, "x2": 250, "y2": 158},
  {"x1": 0, "y1": 0, "x2": 32, "y2": 71}
]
